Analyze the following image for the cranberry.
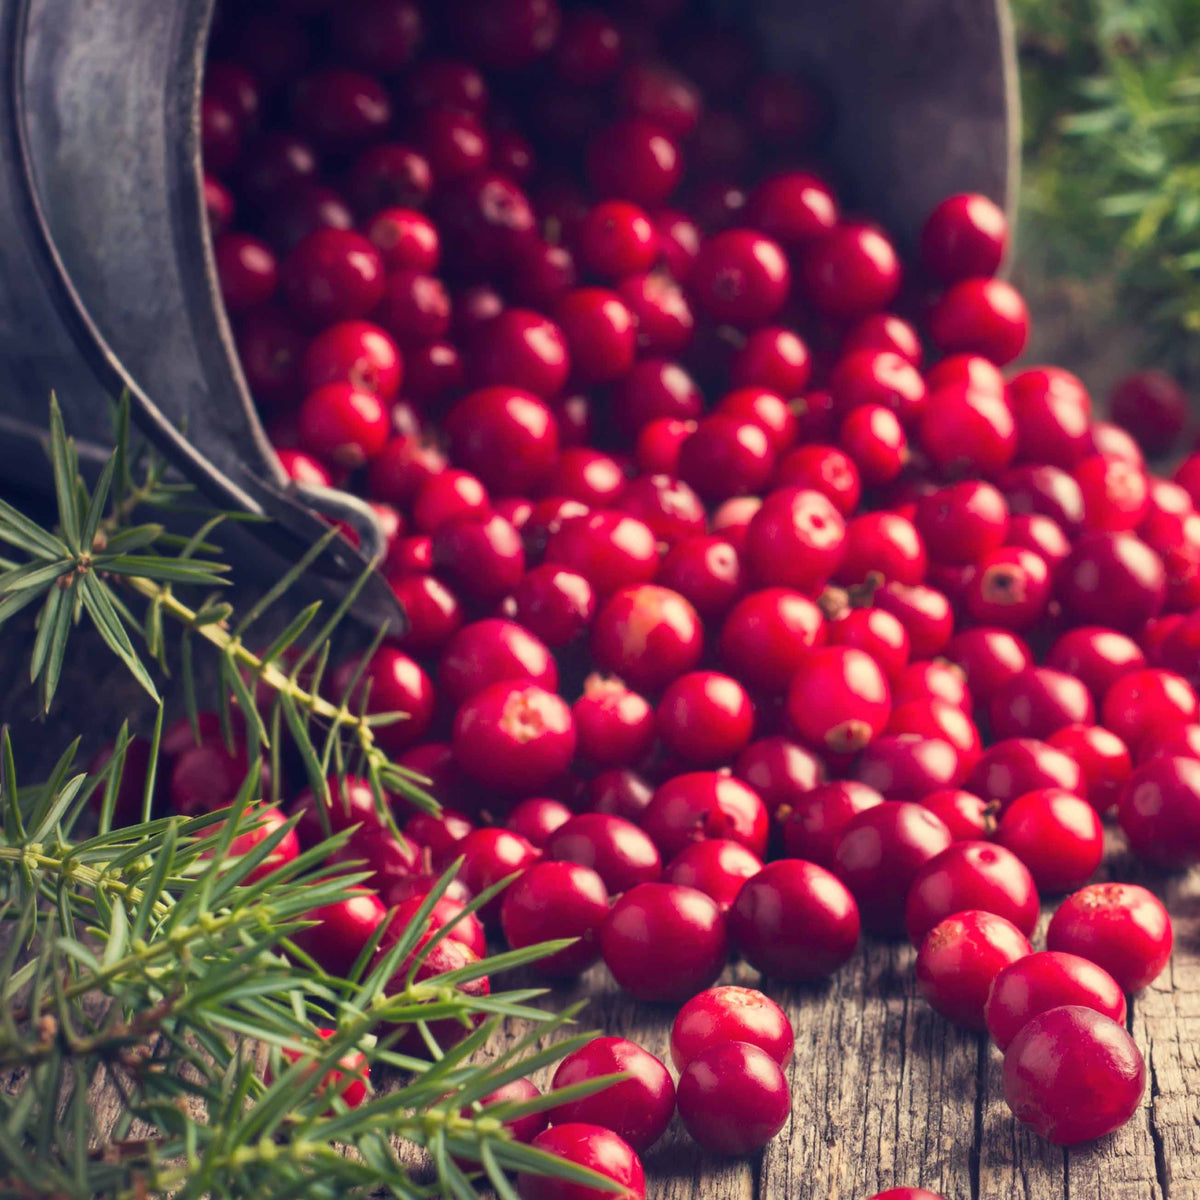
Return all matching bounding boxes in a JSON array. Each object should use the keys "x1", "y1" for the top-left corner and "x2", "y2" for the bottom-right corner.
[
  {"x1": 386, "y1": 574, "x2": 463, "y2": 651},
  {"x1": 590, "y1": 584, "x2": 703, "y2": 691},
  {"x1": 297, "y1": 384, "x2": 387, "y2": 469},
  {"x1": 996, "y1": 787, "x2": 1103, "y2": 893},
  {"x1": 1046, "y1": 724, "x2": 1132, "y2": 814},
  {"x1": 729, "y1": 328, "x2": 811, "y2": 400},
  {"x1": 500, "y1": 860, "x2": 609, "y2": 977},
  {"x1": 1047, "y1": 882, "x2": 1173, "y2": 992},
  {"x1": 300, "y1": 320, "x2": 400, "y2": 402},
  {"x1": 442, "y1": 389, "x2": 558, "y2": 496},
  {"x1": 613, "y1": 359, "x2": 702, "y2": 436},
  {"x1": 274, "y1": 1027, "x2": 370, "y2": 1112},
  {"x1": 830, "y1": 608, "x2": 910, "y2": 683},
  {"x1": 548, "y1": 288, "x2": 636, "y2": 386},
  {"x1": 926, "y1": 352, "x2": 1005, "y2": 396},
  {"x1": 505, "y1": 797, "x2": 573, "y2": 850},
  {"x1": 376, "y1": 270, "x2": 453, "y2": 348},
  {"x1": 438, "y1": 619, "x2": 557, "y2": 707},
  {"x1": 279, "y1": 229, "x2": 384, "y2": 328},
  {"x1": 744, "y1": 487, "x2": 846, "y2": 592},
  {"x1": 676, "y1": 1040, "x2": 790, "y2": 1156},
  {"x1": 854, "y1": 733, "x2": 962, "y2": 801},
  {"x1": 458, "y1": 1077, "x2": 548, "y2": 1156},
  {"x1": 290, "y1": 67, "x2": 390, "y2": 151},
  {"x1": 388, "y1": 892, "x2": 485, "y2": 959},
  {"x1": 836, "y1": 512, "x2": 927, "y2": 588},
  {"x1": 587, "y1": 770, "x2": 654, "y2": 823},
  {"x1": 414, "y1": 107, "x2": 488, "y2": 184},
  {"x1": 893, "y1": 660, "x2": 972, "y2": 713},
  {"x1": 887, "y1": 699, "x2": 980, "y2": 771},
  {"x1": 929, "y1": 277, "x2": 1029, "y2": 364},
  {"x1": 1057, "y1": 532, "x2": 1166, "y2": 633},
  {"x1": 944, "y1": 627, "x2": 1031, "y2": 704},
  {"x1": 618, "y1": 474, "x2": 705, "y2": 546},
  {"x1": 670, "y1": 986, "x2": 793, "y2": 1072},
  {"x1": 209, "y1": 805, "x2": 299, "y2": 884},
  {"x1": 1110, "y1": 369, "x2": 1188, "y2": 457},
  {"x1": 921, "y1": 788, "x2": 994, "y2": 841},
  {"x1": 744, "y1": 171, "x2": 837, "y2": 250},
  {"x1": 774, "y1": 444, "x2": 860, "y2": 516},
  {"x1": 710, "y1": 496, "x2": 763, "y2": 549},
  {"x1": 842, "y1": 311, "x2": 923, "y2": 366},
  {"x1": 676, "y1": 416, "x2": 775, "y2": 502},
  {"x1": 839, "y1": 404, "x2": 909, "y2": 485},
  {"x1": 543, "y1": 511, "x2": 656, "y2": 598},
  {"x1": 234, "y1": 307, "x2": 305, "y2": 409},
  {"x1": 519, "y1": 1125, "x2": 645, "y2": 1200},
  {"x1": 964, "y1": 546, "x2": 1051, "y2": 630},
  {"x1": 413, "y1": 470, "x2": 491, "y2": 533},
  {"x1": 367, "y1": 435, "x2": 446, "y2": 507},
  {"x1": 967, "y1": 737, "x2": 1084, "y2": 811},
  {"x1": 917, "y1": 910, "x2": 1031, "y2": 1029},
  {"x1": 214, "y1": 233, "x2": 277, "y2": 314},
  {"x1": 905, "y1": 840, "x2": 1039, "y2": 945},
  {"x1": 1002, "y1": 1006, "x2": 1145, "y2": 1144},
  {"x1": 787, "y1": 646, "x2": 891, "y2": 755},
  {"x1": 404, "y1": 804, "x2": 473, "y2": 866},
  {"x1": 548, "y1": 813, "x2": 661, "y2": 895},
  {"x1": 875, "y1": 583, "x2": 954, "y2": 659},
  {"x1": 344, "y1": 143, "x2": 432, "y2": 215},
  {"x1": 800, "y1": 223, "x2": 901, "y2": 320},
  {"x1": 777, "y1": 781, "x2": 881, "y2": 868},
  {"x1": 329, "y1": 645, "x2": 433, "y2": 753},
  {"x1": 430, "y1": 514, "x2": 524, "y2": 600},
  {"x1": 201, "y1": 92, "x2": 242, "y2": 175},
  {"x1": 831, "y1": 349, "x2": 926, "y2": 424},
  {"x1": 657, "y1": 536, "x2": 743, "y2": 618},
  {"x1": 988, "y1": 667, "x2": 1095, "y2": 742},
  {"x1": 438, "y1": 172, "x2": 538, "y2": 274},
  {"x1": 688, "y1": 229, "x2": 791, "y2": 328},
  {"x1": 1102, "y1": 668, "x2": 1199, "y2": 748},
  {"x1": 642, "y1": 772, "x2": 768, "y2": 861},
  {"x1": 600, "y1": 882, "x2": 728, "y2": 1002},
  {"x1": 549, "y1": 1038, "x2": 674, "y2": 1153},
  {"x1": 664, "y1": 839, "x2": 763, "y2": 912},
  {"x1": 732, "y1": 736, "x2": 824, "y2": 818},
  {"x1": 552, "y1": 8, "x2": 622, "y2": 84},
  {"x1": 1118, "y1": 755, "x2": 1200, "y2": 870},
  {"x1": 1043, "y1": 628, "x2": 1144, "y2": 707},
  {"x1": 915, "y1": 481, "x2": 1008, "y2": 565},
  {"x1": 918, "y1": 383, "x2": 1016, "y2": 477},
  {"x1": 573, "y1": 676, "x2": 655, "y2": 768},
  {"x1": 1091, "y1": 421, "x2": 1145, "y2": 466},
  {"x1": 454, "y1": 0, "x2": 560, "y2": 69},
  {"x1": 832, "y1": 801, "x2": 953, "y2": 936},
  {"x1": 294, "y1": 891, "x2": 387, "y2": 976},
  {"x1": 453, "y1": 681, "x2": 575, "y2": 795},
  {"x1": 729, "y1": 858, "x2": 859, "y2": 980},
  {"x1": 652, "y1": 208, "x2": 701, "y2": 281},
  {"x1": 655, "y1": 672, "x2": 754, "y2": 766},
  {"x1": 511, "y1": 565, "x2": 596, "y2": 647},
  {"x1": 919, "y1": 193, "x2": 1008, "y2": 282},
  {"x1": 586, "y1": 117, "x2": 682, "y2": 207}
]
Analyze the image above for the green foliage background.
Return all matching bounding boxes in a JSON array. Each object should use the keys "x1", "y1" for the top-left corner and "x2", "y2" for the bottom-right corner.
[{"x1": 1013, "y1": 0, "x2": 1200, "y2": 384}]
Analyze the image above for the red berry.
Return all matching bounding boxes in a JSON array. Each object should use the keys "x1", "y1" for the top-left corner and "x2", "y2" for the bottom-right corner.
[
  {"x1": 500, "y1": 860, "x2": 609, "y2": 977},
  {"x1": 989, "y1": 667, "x2": 1095, "y2": 741},
  {"x1": 744, "y1": 488, "x2": 846, "y2": 592},
  {"x1": 1002, "y1": 1007, "x2": 1145, "y2": 1145},
  {"x1": 836, "y1": 511, "x2": 927, "y2": 588},
  {"x1": 453, "y1": 681, "x2": 575, "y2": 796},
  {"x1": 329, "y1": 646, "x2": 433, "y2": 753},
  {"x1": 294, "y1": 891, "x2": 387, "y2": 976},
  {"x1": 919, "y1": 383, "x2": 1016, "y2": 477},
  {"x1": 915, "y1": 481, "x2": 1009, "y2": 565},
  {"x1": 1046, "y1": 724, "x2": 1132, "y2": 814},
  {"x1": 437, "y1": 618, "x2": 557, "y2": 707},
  {"x1": 590, "y1": 585, "x2": 703, "y2": 691},
  {"x1": 549, "y1": 1038, "x2": 675, "y2": 1152},
  {"x1": 658, "y1": 536, "x2": 743, "y2": 618},
  {"x1": 548, "y1": 813, "x2": 661, "y2": 895},
  {"x1": 586, "y1": 117, "x2": 682, "y2": 207},
  {"x1": 921, "y1": 788, "x2": 994, "y2": 841},
  {"x1": 618, "y1": 474, "x2": 705, "y2": 546},
  {"x1": 1046, "y1": 882, "x2": 1173, "y2": 992},
  {"x1": 919, "y1": 193, "x2": 1008, "y2": 282},
  {"x1": 832, "y1": 801, "x2": 953, "y2": 936},
  {"x1": 689, "y1": 229, "x2": 790, "y2": 328},
  {"x1": 655, "y1": 672, "x2": 754, "y2": 765},
  {"x1": 600, "y1": 882, "x2": 728, "y2": 1002},
  {"x1": 1058, "y1": 532, "x2": 1166, "y2": 634},
  {"x1": 573, "y1": 675, "x2": 655, "y2": 768},
  {"x1": 431, "y1": 514, "x2": 525, "y2": 600},
  {"x1": 916, "y1": 910, "x2": 1030, "y2": 1029},
  {"x1": 1110, "y1": 369, "x2": 1188, "y2": 458},
  {"x1": 787, "y1": 646, "x2": 891, "y2": 755},
  {"x1": 445, "y1": 385, "x2": 560, "y2": 495},
  {"x1": 670, "y1": 986, "x2": 793, "y2": 1071},
  {"x1": 929, "y1": 277, "x2": 1029, "y2": 365},
  {"x1": 511, "y1": 565, "x2": 596, "y2": 647},
  {"x1": 1007, "y1": 367, "x2": 1093, "y2": 470},
  {"x1": 985, "y1": 951, "x2": 1127, "y2": 1051},
  {"x1": 831, "y1": 349, "x2": 927, "y2": 423},
  {"x1": 642, "y1": 772, "x2": 768, "y2": 860},
  {"x1": 1045, "y1": 626, "x2": 1146, "y2": 703},
  {"x1": 298, "y1": 384, "x2": 388, "y2": 470},
  {"x1": 830, "y1": 608, "x2": 911, "y2": 683},
  {"x1": 520, "y1": 1124, "x2": 645, "y2": 1200},
  {"x1": 1118, "y1": 755, "x2": 1200, "y2": 870},
  {"x1": 944, "y1": 627, "x2": 1032, "y2": 704},
  {"x1": 664, "y1": 839, "x2": 763, "y2": 912},
  {"x1": 730, "y1": 858, "x2": 859, "y2": 980},
  {"x1": 506, "y1": 797, "x2": 573, "y2": 850},
  {"x1": 544, "y1": 511, "x2": 658, "y2": 598},
  {"x1": 1101, "y1": 668, "x2": 1198, "y2": 748},
  {"x1": 745, "y1": 171, "x2": 837, "y2": 248},
  {"x1": 779, "y1": 781, "x2": 883, "y2": 868},
  {"x1": 732, "y1": 736, "x2": 824, "y2": 817},
  {"x1": 552, "y1": 8, "x2": 623, "y2": 84},
  {"x1": 675, "y1": 1041, "x2": 790, "y2": 1155},
  {"x1": 839, "y1": 403, "x2": 909, "y2": 485},
  {"x1": 905, "y1": 840, "x2": 1039, "y2": 945},
  {"x1": 967, "y1": 737, "x2": 1084, "y2": 811},
  {"x1": 214, "y1": 233, "x2": 277, "y2": 313},
  {"x1": 964, "y1": 546, "x2": 1051, "y2": 630},
  {"x1": 996, "y1": 788, "x2": 1103, "y2": 893},
  {"x1": 280, "y1": 229, "x2": 384, "y2": 328},
  {"x1": 774, "y1": 444, "x2": 861, "y2": 516},
  {"x1": 677, "y1": 416, "x2": 775, "y2": 501},
  {"x1": 800, "y1": 223, "x2": 901, "y2": 320},
  {"x1": 459, "y1": 1077, "x2": 548, "y2": 1154}
]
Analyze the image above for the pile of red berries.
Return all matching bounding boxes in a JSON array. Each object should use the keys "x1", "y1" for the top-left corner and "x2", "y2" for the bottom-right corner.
[{"x1": 163, "y1": 0, "x2": 1200, "y2": 1189}]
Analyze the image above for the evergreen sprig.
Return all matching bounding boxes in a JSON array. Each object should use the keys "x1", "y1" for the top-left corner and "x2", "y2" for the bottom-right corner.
[
  {"x1": 1014, "y1": 0, "x2": 1200, "y2": 380},
  {"x1": 0, "y1": 399, "x2": 615, "y2": 1198}
]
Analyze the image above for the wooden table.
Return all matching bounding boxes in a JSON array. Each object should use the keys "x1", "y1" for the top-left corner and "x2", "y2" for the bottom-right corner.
[{"x1": 3, "y1": 596, "x2": 1197, "y2": 1200}]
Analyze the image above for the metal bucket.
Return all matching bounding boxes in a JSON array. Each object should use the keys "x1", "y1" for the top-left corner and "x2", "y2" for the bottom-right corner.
[{"x1": 0, "y1": 0, "x2": 1018, "y2": 631}]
